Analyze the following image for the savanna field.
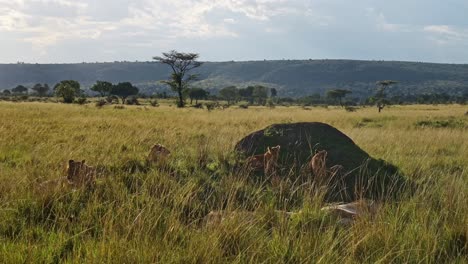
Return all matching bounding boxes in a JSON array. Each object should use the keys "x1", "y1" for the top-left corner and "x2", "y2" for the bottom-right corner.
[{"x1": 0, "y1": 101, "x2": 467, "y2": 263}]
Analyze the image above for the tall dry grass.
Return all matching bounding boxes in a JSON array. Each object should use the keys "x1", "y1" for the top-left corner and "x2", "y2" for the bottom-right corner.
[{"x1": 0, "y1": 101, "x2": 466, "y2": 263}]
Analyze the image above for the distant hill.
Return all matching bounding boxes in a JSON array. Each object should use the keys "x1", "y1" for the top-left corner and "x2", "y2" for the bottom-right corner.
[{"x1": 1, "y1": 60, "x2": 468, "y2": 98}]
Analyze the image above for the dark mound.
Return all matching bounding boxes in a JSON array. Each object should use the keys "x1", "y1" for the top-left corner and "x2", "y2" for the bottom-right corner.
[{"x1": 235, "y1": 122, "x2": 410, "y2": 202}]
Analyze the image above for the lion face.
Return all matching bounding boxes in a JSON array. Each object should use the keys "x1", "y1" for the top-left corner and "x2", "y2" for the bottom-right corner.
[
  {"x1": 66, "y1": 159, "x2": 95, "y2": 185},
  {"x1": 310, "y1": 150, "x2": 328, "y2": 176},
  {"x1": 269, "y1": 145, "x2": 281, "y2": 156},
  {"x1": 147, "y1": 144, "x2": 171, "y2": 163}
]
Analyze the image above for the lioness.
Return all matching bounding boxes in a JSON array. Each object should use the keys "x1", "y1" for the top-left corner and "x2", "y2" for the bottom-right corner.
[
  {"x1": 245, "y1": 145, "x2": 281, "y2": 175},
  {"x1": 264, "y1": 145, "x2": 281, "y2": 175},
  {"x1": 147, "y1": 144, "x2": 171, "y2": 164},
  {"x1": 310, "y1": 150, "x2": 328, "y2": 178},
  {"x1": 66, "y1": 159, "x2": 96, "y2": 186}
]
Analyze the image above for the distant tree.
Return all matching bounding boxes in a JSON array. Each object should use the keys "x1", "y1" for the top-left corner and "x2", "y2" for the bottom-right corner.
[
  {"x1": 326, "y1": 89, "x2": 352, "y2": 107},
  {"x1": 31, "y1": 83, "x2": 50, "y2": 97},
  {"x1": 2, "y1": 89, "x2": 11, "y2": 95},
  {"x1": 219, "y1": 86, "x2": 239, "y2": 104},
  {"x1": 374, "y1": 80, "x2": 398, "y2": 112},
  {"x1": 54, "y1": 80, "x2": 80, "y2": 92},
  {"x1": 252, "y1": 85, "x2": 268, "y2": 105},
  {"x1": 297, "y1": 93, "x2": 323, "y2": 105},
  {"x1": 239, "y1": 86, "x2": 255, "y2": 104},
  {"x1": 12, "y1": 85, "x2": 28, "y2": 94},
  {"x1": 54, "y1": 80, "x2": 81, "y2": 103},
  {"x1": 91, "y1": 81, "x2": 113, "y2": 97},
  {"x1": 111, "y1": 82, "x2": 139, "y2": 104},
  {"x1": 153, "y1": 50, "x2": 203, "y2": 107},
  {"x1": 188, "y1": 88, "x2": 208, "y2": 104},
  {"x1": 270, "y1": 88, "x2": 278, "y2": 98}
]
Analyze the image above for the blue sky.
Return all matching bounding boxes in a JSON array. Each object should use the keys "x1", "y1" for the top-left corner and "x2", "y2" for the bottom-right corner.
[{"x1": 1, "y1": 0, "x2": 467, "y2": 63}]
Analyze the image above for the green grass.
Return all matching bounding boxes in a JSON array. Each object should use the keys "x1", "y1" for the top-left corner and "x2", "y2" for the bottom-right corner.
[{"x1": 0, "y1": 101, "x2": 467, "y2": 263}]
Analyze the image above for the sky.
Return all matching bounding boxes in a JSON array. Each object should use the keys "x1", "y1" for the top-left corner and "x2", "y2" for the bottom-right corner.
[{"x1": 1, "y1": 0, "x2": 468, "y2": 64}]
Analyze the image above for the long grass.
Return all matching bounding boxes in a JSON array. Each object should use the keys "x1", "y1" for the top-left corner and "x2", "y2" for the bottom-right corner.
[{"x1": 0, "y1": 101, "x2": 467, "y2": 263}]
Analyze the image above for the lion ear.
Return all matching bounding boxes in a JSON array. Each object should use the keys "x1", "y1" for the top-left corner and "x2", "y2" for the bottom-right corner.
[
  {"x1": 82, "y1": 160, "x2": 86, "y2": 164},
  {"x1": 69, "y1": 160, "x2": 74, "y2": 164},
  {"x1": 267, "y1": 147, "x2": 271, "y2": 152}
]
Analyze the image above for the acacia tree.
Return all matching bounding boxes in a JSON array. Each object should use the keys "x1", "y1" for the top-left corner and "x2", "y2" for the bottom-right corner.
[
  {"x1": 153, "y1": 50, "x2": 203, "y2": 107},
  {"x1": 374, "y1": 80, "x2": 398, "y2": 112},
  {"x1": 219, "y1": 86, "x2": 239, "y2": 105},
  {"x1": 54, "y1": 80, "x2": 81, "y2": 103},
  {"x1": 252, "y1": 85, "x2": 268, "y2": 105},
  {"x1": 326, "y1": 89, "x2": 352, "y2": 107},
  {"x1": 12, "y1": 85, "x2": 28, "y2": 94},
  {"x1": 32, "y1": 83, "x2": 50, "y2": 97},
  {"x1": 270, "y1": 88, "x2": 278, "y2": 98},
  {"x1": 91, "y1": 81, "x2": 113, "y2": 97},
  {"x1": 188, "y1": 88, "x2": 208, "y2": 104},
  {"x1": 111, "y1": 82, "x2": 139, "y2": 104},
  {"x1": 239, "y1": 86, "x2": 255, "y2": 104}
]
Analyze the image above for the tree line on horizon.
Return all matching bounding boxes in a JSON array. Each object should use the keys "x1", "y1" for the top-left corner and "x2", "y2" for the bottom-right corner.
[{"x1": 1, "y1": 50, "x2": 467, "y2": 109}]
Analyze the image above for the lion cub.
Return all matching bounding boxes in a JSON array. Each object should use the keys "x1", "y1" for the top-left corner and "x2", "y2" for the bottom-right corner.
[
  {"x1": 246, "y1": 145, "x2": 281, "y2": 175},
  {"x1": 147, "y1": 144, "x2": 171, "y2": 165},
  {"x1": 66, "y1": 159, "x2": 96, "y2": 186}
]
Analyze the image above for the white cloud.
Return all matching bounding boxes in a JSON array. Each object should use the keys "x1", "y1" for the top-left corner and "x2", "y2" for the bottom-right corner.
[
  {"x1": 424, "y1": 25, "x2": 461, "y2": 37},
  {"x1": 223, "y1": 18, "x2": 236, "y2": 24},
  {"x1": 0, "y1": 0, "x2": 327, "y2": 56},
  {"x1": 2, "y1": 0, "x2": 468, "y2": 63},
  {"x1": 423, "y1": 25, "x2": 467, "y2": 45}
]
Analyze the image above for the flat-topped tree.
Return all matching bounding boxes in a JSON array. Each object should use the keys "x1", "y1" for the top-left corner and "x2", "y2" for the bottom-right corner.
[
  {"x1": 219, "y1": 86, "x2": 239, "y2": 105},
  {"x1": 111, "y1": 82, "x2": 138, "y2": 104},
  {"x1": 153, "y1": 50, "x2": 203, "y2": 108},
  {"x1": 326, "y1": 89, "x2": 352, "y2": 107},
  {"x1": 12, "y1": 85, "x2": 28, "y2": 94},
  {"x1": 32, "y1": 83, "x2": 49, "y2": 97},
  {"x1": 188, "y1": 88, "x2": 208, "y2": 104},
  {"x1": 375, "y1": 80, "x2": 398, "y2": 112},
  {"x1": 91, "y1": 81, "x2": 113, "y2": 97}
]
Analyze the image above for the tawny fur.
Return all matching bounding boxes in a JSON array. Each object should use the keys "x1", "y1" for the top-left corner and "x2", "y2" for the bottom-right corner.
[
  {"x1": 310, "y1": 150, "x2": 328, "y2": 178},
  {"x1": 66, "y1": 159, "x2": 96, "y2": 186},
  {"x1": 264, "y1": 145, "x2": 281, "y2": 175},
  {"x1": 147, "y1": 144, "x2": 171, "y2": 164},
  {"x1": 245, "y1": 145, "x2": 281, "y2": 175}
]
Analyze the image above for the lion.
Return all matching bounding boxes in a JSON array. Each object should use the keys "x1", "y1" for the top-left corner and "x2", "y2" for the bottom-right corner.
[
  {"x1": 245, "y1": 145, "x2": 281, "y2": 175},
  {"x1": 66, "y1": 159, "x2": 96, "y2": 186},
  {"x1": 264, "y1": 145, "x2": 281, "y2": 175},
  {"x1": 310, "y1": 150, "x2": 328, "y2": 178},
  {"x1": 147, "y1": 144, "x2": 171, "y2": 164}
]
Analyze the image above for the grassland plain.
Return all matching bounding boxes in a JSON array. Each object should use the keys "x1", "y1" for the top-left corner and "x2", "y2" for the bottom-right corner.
[{"x1": 0, "y1": 101, "x2": 467, "y2": 263}]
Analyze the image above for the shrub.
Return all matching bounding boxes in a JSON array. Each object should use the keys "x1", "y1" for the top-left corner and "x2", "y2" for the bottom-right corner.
[
  {"x1": 149, "y1": 99, "x2": 159, "y2": 107},
  {"x1": 106, "y1": 95, "x2": 119, "y2": 104},
  {"x1": 238, "y1": 103, "x2": 249, "y2": 109},
  {"x1": 205, "y1": 102, "x2": 217, "y2": 111},
  {"x1": 345, "y1": 106, "x2": 358, "y2": 112},
  {"x1": 266, "y1": 98, "x2": 275, "y2": 108},
  {"x1": 75, "y1": 97, "x2": 87, "y2": 105},
  {"x1": 192, "y1": 103, "x2": 203, "y2": 109},
  {"x1": 95, "y1": 99, "x2": 106, "y2": 108},
  {"x1": 125, "y1": 96, "x2": 140, "y2": 105}
]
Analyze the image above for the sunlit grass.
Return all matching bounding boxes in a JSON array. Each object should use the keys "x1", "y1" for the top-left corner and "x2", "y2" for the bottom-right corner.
[{"x1": 0, "y1": 101, "x2": 467, "y2": 263}]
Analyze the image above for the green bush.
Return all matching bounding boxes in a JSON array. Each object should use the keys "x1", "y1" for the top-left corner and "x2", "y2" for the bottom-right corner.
[
  {"x1": 75, "y1": 97, "x2": 87, "y2": 105},
  {"x1": 95, "y1": 99, "x2": 106, "y2": 108}
]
